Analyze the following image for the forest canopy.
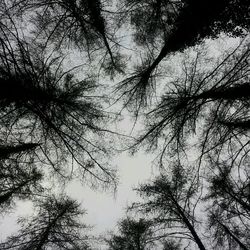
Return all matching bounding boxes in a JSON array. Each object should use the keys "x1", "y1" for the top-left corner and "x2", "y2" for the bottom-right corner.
[{"x1": 0, "y1": 0, "x2": 249, "y2": 249}]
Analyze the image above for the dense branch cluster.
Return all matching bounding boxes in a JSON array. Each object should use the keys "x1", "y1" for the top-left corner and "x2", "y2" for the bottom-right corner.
[{"x1": 0, "y1": 0, "x2": 249, "y2": 249}]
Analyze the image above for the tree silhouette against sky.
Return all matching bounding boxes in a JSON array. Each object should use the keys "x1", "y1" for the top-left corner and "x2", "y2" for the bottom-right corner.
[{"x1": 0, "y1": 0, "x2": 249, "y2": 249}]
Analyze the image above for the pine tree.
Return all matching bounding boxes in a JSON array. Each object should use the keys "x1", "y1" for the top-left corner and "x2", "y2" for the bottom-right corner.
[
  {"x1": 131, "y1": 164, "x2": 206, "y2": 250},
  {"x1": 116, "y1": 0, "x2": 249, "y2": 111},
  {"x1": 106, "y1": 217, "x2": 154, "y2": 250},
  {"x1": 0, "y1": 196, "x2": 91, "y2": 250},
  {"x1": 0, "y1": 26, "x2": 116, "y2": 185}
]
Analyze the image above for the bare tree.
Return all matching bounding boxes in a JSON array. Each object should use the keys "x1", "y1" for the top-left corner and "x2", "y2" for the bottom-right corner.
[{"x1": 0, "y1": 140, "x2": 43, "y2": 213}]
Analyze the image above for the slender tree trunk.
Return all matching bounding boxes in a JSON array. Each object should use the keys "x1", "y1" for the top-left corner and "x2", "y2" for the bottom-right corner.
[
  {"x1": 139, "y1": 0, "x2": 230, "y2": 85},
  {"x1": 217, "y1": 220, "x2": 249, "y2": 250},
  {"x1": 219, "y1": 119, "x2": 250, "y2": 131},
  {"x1": 35, "y1": 225, "x2": 52, "y2": 250},
  {"x1": 35, "y1": 206, "x2": 69, "y2": 250},
  {"x1": 170, "y1": 193, "x2": 207, "y2": 250},
  {"x1": 0, "y1": 143, "x2": 39, "y2": 159},
  {"x1": 135, "y1": 232, "x2": 142, "y2": 250},
  {"x1": 141, "y1": 44, "x2": 169, "y2": 85},
  {"x1": 226, "y1": 188, "x2": 250, "y2": 212}
]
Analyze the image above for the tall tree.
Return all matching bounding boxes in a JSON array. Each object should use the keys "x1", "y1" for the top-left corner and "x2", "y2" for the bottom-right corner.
[
  {"x1": 203, "y1": 159, "x2": 250, "y2": 249},
  {"x1": 9, "y1": 0, "x2": 122, "y2": 71},
  {"x1": 207, "y1": 210, "x2": 250, "y2": 250},
  {"x1": 0, "y1": 26, "x2": 117, "y2": 186},
  {"x1": 130, "y1": 42, "x2": 250, "y2": 167},
  {"x1": 0, "y1": 195, "x2": 91, "y2": 249},
  {"x1": 131, "y1": 164, "x2": 206, "y2": 250},
  {"x1": 116, "y1": 0, "x2": 249, "y2": 110}
]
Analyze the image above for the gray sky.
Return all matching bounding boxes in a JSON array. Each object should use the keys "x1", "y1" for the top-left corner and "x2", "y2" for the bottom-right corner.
[
  {"x1": 0, "y1": 26, "x2": 242, "y2": 249},
  {"x1": 0, "y1": 150, "x2": 156, "y2": 248},
  {"x1": 67, "y1": 151, "x2": 156, "y2": 233}
]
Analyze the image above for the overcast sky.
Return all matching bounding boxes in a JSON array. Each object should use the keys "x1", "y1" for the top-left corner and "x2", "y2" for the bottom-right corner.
[
  {"x1": 0, "y1": 143, "x2": 156, "y2": 249},
  {"x1": 0, "y1": 29, "x2": 242, "y2": 249}
]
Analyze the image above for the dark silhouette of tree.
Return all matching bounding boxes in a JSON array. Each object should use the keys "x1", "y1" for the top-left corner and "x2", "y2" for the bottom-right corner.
[
  {"x1": 0, "y1": 162, "x2": 43, "y2": 213},
  {"x1": 207, "y1": 210, "x2": 250, "y2": 250},
  {"x1": 129, "y1": 42, "x2": 250, "y2": 167},
  {"x1": 0, "y1": 195, "x2": 91, "y2": 249},
  {"x1": 0, "y1": 26, "x2": 117, "y2": 186},
  {"x1": 9, "y1": 0, "x2": 122, "y2": 72},
  {"x1": 0, "y1": 1, "x2": 249, "y2": 249},
  {"x1": 122, "y1": 0, "x2": 249, "y2": 47},
  {"x1": 202, "y1": 159, "x2": 250, "y2": 249},
  {"x1": 116, "y1": 0, "x2": 249, "y2": 110},
  {"x1": 131, "y1": 164, "x2": 206, "y2": 250},
  {"x1": 118, "y1": 0, "x2": 182, "y2": 47},
  {"x1": 130, "y1": 161, "x2": 249, "y2": 249},
  {"x1": 0, "y1": 143, "x2": 39, "y2": 159},
  {"x1": 0, "y1": 140, "x2": 43, "y2": 213},
  {"x1": 206, "y1": 162, "x2": 250, "y2": 216},
  {"x1": 106, "y1": 217, "x2": 154, "y2": 250}
]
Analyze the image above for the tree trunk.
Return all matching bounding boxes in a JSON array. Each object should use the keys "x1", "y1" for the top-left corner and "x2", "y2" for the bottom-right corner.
[
  {"x1": 196, "y1": 83, "x2": 250, "y2": 101},
  {"x1": 0, "y1": 143, "x2": 39, "y2": 159},
  {"x1": 217, "y1": 220, "x2": 249, "y2": 250},
  {"x1": 35, "y1": 205, "x2": 69, "y2": 250},
  {"x1": 170, "y1": 193, "x2": 207, "y2": 250}
]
